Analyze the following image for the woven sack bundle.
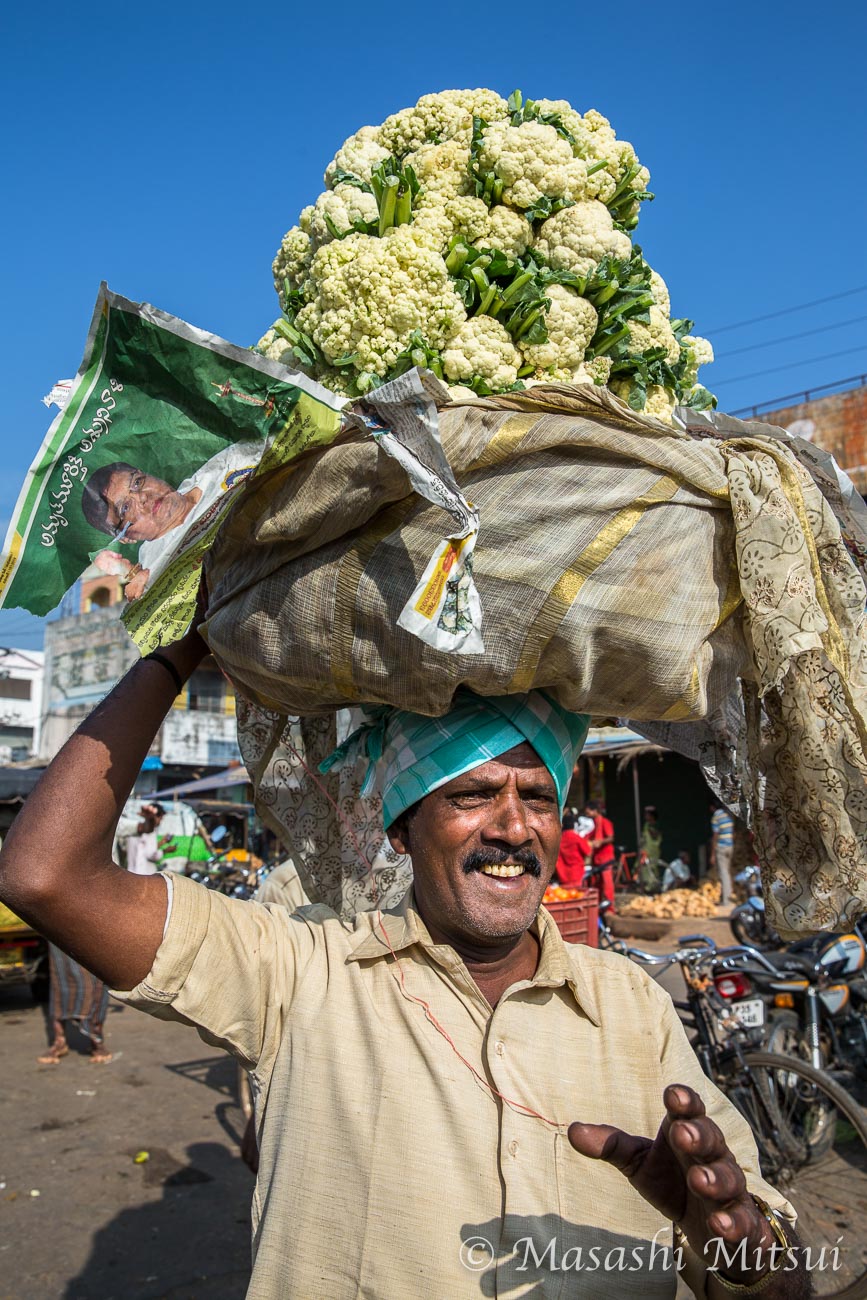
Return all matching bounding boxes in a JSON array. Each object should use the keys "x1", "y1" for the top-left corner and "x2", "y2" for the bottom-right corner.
[{"x1": 203, "y1": 383, "x2": 867, "y2": 938}]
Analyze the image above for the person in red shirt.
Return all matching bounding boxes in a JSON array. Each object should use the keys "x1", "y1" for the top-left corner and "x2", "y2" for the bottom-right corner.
[
  {"x1": 554, "y1": 814, "x2": 592, "y2": 886},
  {"x1": 585, "y1": 799, "x2": 616, "y2": 908}
]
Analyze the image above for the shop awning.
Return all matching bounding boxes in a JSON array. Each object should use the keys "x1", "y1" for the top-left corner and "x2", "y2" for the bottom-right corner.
[
  {"x1": 158, "y1": 766, "x2": 250, "y2": 797},
  {"x1": 583, "y1": 727, "x2": 667, "y2": 760},
  {"x1": 0, "y1": 765, "x2": 47, "y2": 802}
]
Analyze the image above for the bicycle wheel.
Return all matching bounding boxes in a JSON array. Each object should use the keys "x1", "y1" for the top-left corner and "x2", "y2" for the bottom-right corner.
[{"x1": 727, "y1": 1050, "x2": 867, "y2": 1298}]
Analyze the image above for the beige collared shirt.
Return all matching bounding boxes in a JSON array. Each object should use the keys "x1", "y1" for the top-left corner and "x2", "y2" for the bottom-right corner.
[{"x1": 114, "y1": 875, "x2": 792, "y2": 1299}]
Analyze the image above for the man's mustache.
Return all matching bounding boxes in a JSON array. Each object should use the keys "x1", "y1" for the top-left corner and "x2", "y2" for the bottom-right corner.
[{"x1": 462, "y1": 847, "x2": 542, "y2": 877}]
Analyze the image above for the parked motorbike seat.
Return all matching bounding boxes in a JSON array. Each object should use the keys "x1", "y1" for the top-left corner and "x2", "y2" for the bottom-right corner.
[{"x1": 762, "y1": 949, "x2": 820, "y2": 976}]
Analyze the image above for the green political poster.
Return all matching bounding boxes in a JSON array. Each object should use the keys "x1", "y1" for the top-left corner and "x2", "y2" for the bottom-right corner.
[{"x1": 0, "y1": 285, "x2": 347, "y2": 650}]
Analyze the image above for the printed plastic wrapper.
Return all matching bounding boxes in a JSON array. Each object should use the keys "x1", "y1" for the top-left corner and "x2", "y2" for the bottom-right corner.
[{"x1": 0, "y1": 289, "x2": 480, "y2": 658}]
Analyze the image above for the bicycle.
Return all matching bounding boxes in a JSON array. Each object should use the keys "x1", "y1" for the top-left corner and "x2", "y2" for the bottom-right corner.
[
  {"x1": 607, "y1": 846, "x2": 662, "y2": 894},
  {"x1": 598, "y1": 915, "x2": 867, "y2": 1298}
]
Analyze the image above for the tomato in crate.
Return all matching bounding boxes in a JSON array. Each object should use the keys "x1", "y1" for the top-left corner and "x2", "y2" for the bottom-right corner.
[{"x1": 542, "y1": 888, "x2": 599, "y2": 947}]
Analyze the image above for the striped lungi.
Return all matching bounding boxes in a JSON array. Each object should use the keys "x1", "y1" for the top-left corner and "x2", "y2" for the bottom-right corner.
[{"x1": 48, "y1": 944, "x2": 109, "y2": 1044}]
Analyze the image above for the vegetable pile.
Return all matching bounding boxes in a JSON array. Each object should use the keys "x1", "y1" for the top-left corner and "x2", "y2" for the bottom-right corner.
[
  {"x1": 543, "y1": 885, "x2": 589, "y2": 903},
  {"x1": 619, "y1": 880, "x2": 722, "y2": 919},
  {"x1": 258, "y1": 88, "x2": 715, "y2": 421}
]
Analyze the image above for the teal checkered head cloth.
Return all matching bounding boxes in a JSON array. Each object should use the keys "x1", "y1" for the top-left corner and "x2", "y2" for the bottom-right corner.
[{"x1": 320, "y1": 689, "x2": 591, "y2": 828}]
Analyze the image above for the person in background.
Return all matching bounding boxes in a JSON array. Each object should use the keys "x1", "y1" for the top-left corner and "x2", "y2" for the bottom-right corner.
[
  {"x1": 37, "y1": 945, "x2": 112, "y2": 1066},
  {"x1": 710, "y1": 801, "x2": 735, "y2": 906},
  {"x1": 639, "y1": 804, "x2": 663, "y2": 890},
  {"x1": 554, "y1": 813, "x2": 592, "y2": 887},
  {"x1": 662, "y1": 849, "x2": 694, "y2": 893},
  {"x1": 585, "y1": 798, "x2": 615, "y2": 908},
  {"x1": 125, "y1": 803, "x2": 166, "y2": 876}
]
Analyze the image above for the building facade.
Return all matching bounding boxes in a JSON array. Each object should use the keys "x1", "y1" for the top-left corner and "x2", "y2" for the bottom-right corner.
[
  {"x1": 0, "y1": 649, "x2": 44, "y2": 761},
  {"x1": 39, "y1": 565, "x2": 240, "y2": 785},
  {"x1": 746, "y1": 380, "x2": 867, "y2": 495}
]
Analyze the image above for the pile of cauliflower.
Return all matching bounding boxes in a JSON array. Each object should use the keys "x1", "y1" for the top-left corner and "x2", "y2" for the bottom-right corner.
[{"x1": 258, "y1": 89, "x2": 715, "y2": 421}]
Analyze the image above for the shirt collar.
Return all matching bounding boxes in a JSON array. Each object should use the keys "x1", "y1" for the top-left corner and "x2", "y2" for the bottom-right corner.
[
  {"x1": 346, "y1": 886, "x2": 427, "y2": 961},
  {"x1": 347, "y1": 888, "x2": 600, "y2": 1026}
]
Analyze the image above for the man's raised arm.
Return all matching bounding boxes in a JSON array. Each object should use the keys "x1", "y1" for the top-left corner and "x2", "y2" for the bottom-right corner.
[{"x1": 0, "y1": 622, "x2": 208, "y2": 990}]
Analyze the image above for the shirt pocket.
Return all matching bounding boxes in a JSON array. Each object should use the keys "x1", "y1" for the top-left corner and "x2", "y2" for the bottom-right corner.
[{"x1": 553, "y1": 1131, "x2": 677, "y2": 1299}]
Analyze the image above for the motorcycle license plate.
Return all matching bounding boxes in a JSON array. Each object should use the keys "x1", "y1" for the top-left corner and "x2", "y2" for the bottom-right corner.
[{"x1": 732, "y1": 998, "x2": 765, "y2": 1028}]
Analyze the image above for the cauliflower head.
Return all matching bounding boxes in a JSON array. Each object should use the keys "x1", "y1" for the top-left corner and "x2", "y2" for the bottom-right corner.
[
  {"x1": 442, "y1": 316, "x2": 521, "y2": 389},
  {"x1": 379, "y1": 90, "x2": 509, "y2": 157},
  {"x1": 306, "y1": 184, "x2": 379, "y2": 249},
  {"x1": 379, "y1": 97, "x2": 471, "y2": 157},
  {"x1": 434, "y1": 88, "x2": 509, "y2": 123},
  {"x1": 297, "y1": 227, "x2": 467, "y2": 377},
  {"x1": 611, "y1": 379, "x2": 676, "y2": 423},
  {"x1": 534, "y1": 201, "x2": 632, "y2": 277},
  {"x1": 532, "y1": 100, "x2": 643, "y2": 203},
  {"x1": 625, "y1": 306, "x2": 681, "y2": 365},
  {"x1": 324, "y1": 126, "x2": 390, "y2": 186},
  {"x1": 273, "y1": 226, "x2": 313, "y2": 302},
  {"x1": 680, "y1": 335, "x2": 715, "y2": 388},
  {"x1": 520, "y1": 285, "x2": 597, "y2": 376},
  {"x1": 483, "y1": 206, "x2": 533, "y2": 257},
  {"x1": 649, "y1": 271, "x2": 671, "y2": 317},
  {"x1": 572, "y1": 355, "x2": 613, "y2": 386},
  {"x1": 406, "y1": 138, "x2": 473, "y2": 202},
  {"x1": 256, "y1": 326, "x2": 290, "y2": 364},
  {"x1": 475, "y1": 120, "x2": 588, "y2": 212}
]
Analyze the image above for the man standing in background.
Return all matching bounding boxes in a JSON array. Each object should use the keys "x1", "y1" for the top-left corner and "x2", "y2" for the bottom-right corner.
[
  {"x1": 125, "y1": 803, "x2": 166, "y2": 876},
  {"x1": 639, "y1": 804, "x2": 663, "y2": 890},
  {"x1": 710, "y1": 801, "x2": 735, "y2": 906},
  {"x1": 585, "y1": 798, "x2": 615, "y2": 907},
  {"x1": 554, "y1": 813, "x2": 592, "y2": 886}
]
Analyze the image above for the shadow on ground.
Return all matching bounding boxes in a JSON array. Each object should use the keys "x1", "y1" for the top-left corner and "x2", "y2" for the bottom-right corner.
[{"x1": 62, "y1": 1140, "x2": 252, "y2": 1300}]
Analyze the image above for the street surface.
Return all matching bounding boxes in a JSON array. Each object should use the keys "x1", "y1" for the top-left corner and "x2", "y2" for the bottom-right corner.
[{"x1": 0, "y1": 986, "x2": 251, "y2": 1300}]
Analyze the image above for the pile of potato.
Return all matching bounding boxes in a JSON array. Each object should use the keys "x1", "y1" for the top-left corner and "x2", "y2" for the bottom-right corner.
[{"x1": 619, "y1": 880, "x2": 721, "y2": 919}]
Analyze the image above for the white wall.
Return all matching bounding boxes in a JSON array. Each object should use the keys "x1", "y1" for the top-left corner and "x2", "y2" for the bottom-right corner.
[{"x1": 0, "y1": 648, "x2": 44, "y2": 759}]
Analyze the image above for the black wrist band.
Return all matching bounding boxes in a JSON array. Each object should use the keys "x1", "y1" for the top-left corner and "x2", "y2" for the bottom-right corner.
[{"x1": 143, "y1": 651, "x2": 185, "y2": 696}]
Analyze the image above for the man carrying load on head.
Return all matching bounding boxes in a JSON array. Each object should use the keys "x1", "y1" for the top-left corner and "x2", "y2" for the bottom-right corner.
[{"x1": 0, "y1": 609, "x2": 807, "y2": 1299}]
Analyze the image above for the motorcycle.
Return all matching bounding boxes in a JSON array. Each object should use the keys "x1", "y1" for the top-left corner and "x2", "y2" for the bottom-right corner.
[
  {"x1": 711, "y1": 921, "x2": 867, "y2": 1080},
  {"x1": 728, "y1": 865, "x2": 780, "y2": 951}
]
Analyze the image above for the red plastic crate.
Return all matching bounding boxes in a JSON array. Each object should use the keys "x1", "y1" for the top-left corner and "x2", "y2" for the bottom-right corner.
[{"x1": 544, "y1": 889, "x2": 599, "y2": 947}]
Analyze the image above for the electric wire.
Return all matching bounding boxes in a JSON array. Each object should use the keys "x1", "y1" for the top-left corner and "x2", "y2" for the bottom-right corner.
[
  {"x1": 715, "y1": 314, "x2": 867, "y2": 360},
  {"x1": 712, "y1": 343, "x2": 867, "y2": 387},
  {"x1": 708, "y1": 284, "x2": 867, "y2": 335}
]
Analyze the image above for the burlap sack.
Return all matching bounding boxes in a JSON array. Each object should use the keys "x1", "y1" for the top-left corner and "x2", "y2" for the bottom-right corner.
[{"x1": 204, "y1": 383, "x2": 867, "y2": 937}]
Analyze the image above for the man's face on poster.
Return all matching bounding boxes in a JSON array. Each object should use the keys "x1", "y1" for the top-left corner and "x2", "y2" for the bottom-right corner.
[{"x1": 102, "y1": 467, "x2": 189, "y2": 543}]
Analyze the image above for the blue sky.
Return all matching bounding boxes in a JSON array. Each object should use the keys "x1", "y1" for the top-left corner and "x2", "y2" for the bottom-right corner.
[{"x1": 2, "y1": 0, "x2": 866, "y2": 649}]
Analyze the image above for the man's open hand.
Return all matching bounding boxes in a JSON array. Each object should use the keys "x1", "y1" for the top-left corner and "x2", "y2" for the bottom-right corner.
[{"x1": 568, "y1": 1084, "x2": 780, "y2": 1285}]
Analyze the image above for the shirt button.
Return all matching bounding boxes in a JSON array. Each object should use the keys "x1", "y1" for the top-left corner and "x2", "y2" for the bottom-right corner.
[
  {"x1": 495, "y1": 1040, "x2": 505, "y2": 1056},
  {"x1": 508, "y1": 1140, "x2": 519, "y2": 1157}
]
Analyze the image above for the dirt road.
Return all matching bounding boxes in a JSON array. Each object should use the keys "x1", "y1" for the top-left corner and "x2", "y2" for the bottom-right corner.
[{"x1": 0, "y1": 986, "x2": 252, "y2": 1300}]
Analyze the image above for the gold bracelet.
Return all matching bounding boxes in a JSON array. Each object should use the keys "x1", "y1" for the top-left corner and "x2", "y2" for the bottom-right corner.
[{"x1": 676, "y1": 1197, "x2": 790, "y2": 1295}]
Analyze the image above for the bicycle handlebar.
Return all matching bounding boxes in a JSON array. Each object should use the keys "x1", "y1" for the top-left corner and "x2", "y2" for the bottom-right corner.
[
  {"x1": 712, "y1": 944, "x2": 784, "y2": 976},
  {"x1": 617, "y1": 946, "x2": 674, "y2": 966},
  {"x1": 615, "y1": 935, "x2": 720, "y2": 968}
]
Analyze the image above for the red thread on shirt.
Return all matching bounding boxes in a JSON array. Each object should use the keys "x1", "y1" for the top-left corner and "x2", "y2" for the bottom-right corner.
[{"x1": 281, "y1": 733, "x2": 562, "y2": 1131}]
